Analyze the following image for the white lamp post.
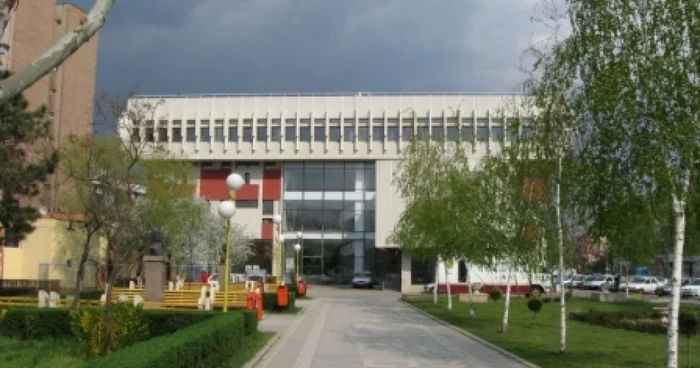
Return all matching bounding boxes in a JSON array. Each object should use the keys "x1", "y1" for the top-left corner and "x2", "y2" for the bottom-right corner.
[
  {"x1": 294, "y1": 243, "x2": 301, "y2": 280},
  {"x1": 218, "y1": 173, "x2": 244, "y2": 312}
]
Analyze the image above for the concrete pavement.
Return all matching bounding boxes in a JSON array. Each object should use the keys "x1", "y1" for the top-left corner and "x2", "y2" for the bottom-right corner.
[{"x1": 253, "y1": 286, "x2": 531, "y2": 368}]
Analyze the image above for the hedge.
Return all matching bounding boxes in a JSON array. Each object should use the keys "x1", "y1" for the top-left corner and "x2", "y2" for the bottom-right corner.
[
  {"x1": 80, "y1": 312, "x2": 245, "y2": 368},
  {"x1": 0, "y1": 307, "x2": 73, "y2": 339},
  {"x1": 242, "y1": 310, "x2": 258, "y2": 335},
  {"x1": 568, "y1": 309, "x2": 667, "y2": 335},
  {"x1": 0, "y1": 307, "x2": 223, "y2": 340},
  {"x1": 262, "y1": 292, "x2": 296, "y2": 312}
]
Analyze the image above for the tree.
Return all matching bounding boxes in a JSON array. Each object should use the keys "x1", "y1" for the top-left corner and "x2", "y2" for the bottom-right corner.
[
  {"x1": 0, "y1": 70, "x2": 58, "y2": 246},
  {"x1": 0, "y1": 0, "x2": 115, "y2": 106},
  {"x1": 553, "y1": 1, "x2": 698, "y2": 366}
]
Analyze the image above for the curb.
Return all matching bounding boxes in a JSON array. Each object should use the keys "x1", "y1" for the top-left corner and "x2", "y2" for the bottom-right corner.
[
  {"x1": 400, "y1": 300, "x2": 540, "y2": 368},
  {"x1": 242, "y1": 333, "x2": 281, "y2": 368}
]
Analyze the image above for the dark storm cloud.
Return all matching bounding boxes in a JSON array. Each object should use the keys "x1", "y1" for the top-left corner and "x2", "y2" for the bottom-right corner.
[{"x1": 77, "y1": 0, "x2": 544, "y2": 95}]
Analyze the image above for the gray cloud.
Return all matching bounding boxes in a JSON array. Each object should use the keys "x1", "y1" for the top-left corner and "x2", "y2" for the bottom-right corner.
[{"x1": 75, "y1": 0, "x2": 546, "y2": 96}]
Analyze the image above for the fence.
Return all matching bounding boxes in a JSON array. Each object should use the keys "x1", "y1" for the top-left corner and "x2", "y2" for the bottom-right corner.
[{"x1": 0, "y1": 279, "x2": 61, "y2": 296}]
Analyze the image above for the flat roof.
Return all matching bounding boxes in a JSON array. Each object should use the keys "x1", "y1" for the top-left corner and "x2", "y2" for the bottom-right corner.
[{"x1": 132, "y1": 92, "x2": 524, "y2": 99}]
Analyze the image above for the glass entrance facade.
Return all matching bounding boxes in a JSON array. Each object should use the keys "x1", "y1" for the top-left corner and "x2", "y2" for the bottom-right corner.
[{"x1": 282, "y1": 161, "x2": 376, "y2": 283}]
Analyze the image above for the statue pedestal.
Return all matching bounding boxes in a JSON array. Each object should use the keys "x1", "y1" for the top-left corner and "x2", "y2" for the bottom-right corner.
[{"x1": 144, "y1": 256, "x2": 166, "y2": 302}]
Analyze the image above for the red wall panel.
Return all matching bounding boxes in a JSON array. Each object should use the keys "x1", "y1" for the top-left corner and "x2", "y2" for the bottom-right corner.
[
  {"x1": 236, "y1": 184, "x2": 259, "y2": 200},
  {"x1": 261, "y1": 222, "x2": 274, "y2": 240},
  {"x1": 199, "y1": 169, "x2": 230, "y2": 200},
  {"x1": 262, "y1": 169, "x2": 281, "y2": 200}
]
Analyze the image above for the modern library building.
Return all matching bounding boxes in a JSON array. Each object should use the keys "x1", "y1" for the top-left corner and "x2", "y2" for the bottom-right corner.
[{"x1": 121, "y1": 92, "x2": 523, "y2": 293}]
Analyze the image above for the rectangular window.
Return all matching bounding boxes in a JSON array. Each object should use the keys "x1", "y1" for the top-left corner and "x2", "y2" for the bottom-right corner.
[
  {"x1": 387, "y1": 126, "x2": 399, "y2": 141},
  {"x1": 263, "y1": 200, "x2": 274, "y2": 215},
  {"x1": 157, "y1": 127, "x2": 167, "y2": 142},
  {"x1": 300, "y1": 127, "x2": 311, "y2": 142},
  {"x1": 477, "y1": 126, "x2": 489, "y2": 141},
  {"x1": 431, "y1": 126, "x2": 444, "y2": 139},
  {"x1": 417, "y1": 126, "x2": 429, "y2": 139},
  {"x1": 358, "y1": 127, "x2": 370, "y2": 142},
  {"x1": 214, "y1": 127, "x2": 224, "y2": 142},
  {"x1": 285, "y1": 126, "x2": 296, "y2": 141},
  {"x1": 244, "y1": 172, "x2": 251, "y2": 184},
  {"x1": 200, "y1": 127, "x2": 210, "y2": 142},
  {"x1": 402, "y1": 126, "x2": 414, "y2": 140},
  {"x1": 314, "y1": 127, "x2": 326, "y2": 142},
  {"x1": 329, "y1": 126, "x2": 341, "y2": 142},
  {"x1": 257, "y1": 127, "x2": 268, "y2": 142},
  {"x1": 172, "y1": 128, "x2": 182, "y2": 142},
  {"x1": 236, "y1": 200, "x2": 258, "y2": 208},
  {"x1": 446, "y1": 126, "x2": 459, "y2": 141},
  {"x1": 131, "y1": 128, "x2": 140, "y2": 142},
  {"x1": 145, "y1": 127, "x2": 155, "y2": 142},
  {"x1": 243, "y1": 127, "x2": 253, "y2": 142},
  {"x1": 221, "y1": 162, "x2": 232, "y2": 169},
  {"x1": 343, "y1": 127, "x2": 355, "y2": 142},
  {"x1": 372, "y1": 127, "x2": 384, "y2": 141},
  {"x1": 228, "y1": 127, "x2": 238, "y2": 141},
  {"x1": 271, "y1": 126, "x2": 281, "y2": 141},
  {"x1": 462, "y1": 126, "x2": 474, "y2": 141},
  {"x1": 491, "y1": 126, "x2": 504, "y2": 141},
  {"x1": 201, "y1": 161, "x2": 214, "y2": 170},
  {"x1": 186, "y1": 127, "x2": 196, "y2": 142}
]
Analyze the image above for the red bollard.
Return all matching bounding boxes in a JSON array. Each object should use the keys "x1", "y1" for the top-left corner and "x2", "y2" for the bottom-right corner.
[
  {"x1": 246, "y1": 292, "x2": 257, "y2": 310},
  {"x1": 256, "y1": 292, "x2": 264, "y2": 321}
]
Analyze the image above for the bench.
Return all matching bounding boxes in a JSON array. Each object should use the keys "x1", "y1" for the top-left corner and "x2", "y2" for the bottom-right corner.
[{"x1": 0, "y1": 296, "x2": 37, "y2": 307}]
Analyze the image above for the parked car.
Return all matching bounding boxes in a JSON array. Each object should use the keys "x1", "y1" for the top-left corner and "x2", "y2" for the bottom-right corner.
[
  {"x1": 351, "y1": 272, "x2": 376, "y2": 288},
  {"x1": 681, "y1": 279, "x2": 700, "y2": 298},
  {"x1": 582, "y1": 274, "x2": 615, "y2": 290},
  {"x1": 656, "y1": 278, "x2": 691, "y2": 296},
  {"x1": 565, "y1": 275, "x2": 586, "y2": 289},
  {"x1": 625, "y1": 276, "x2": 664, "y2": 293}
]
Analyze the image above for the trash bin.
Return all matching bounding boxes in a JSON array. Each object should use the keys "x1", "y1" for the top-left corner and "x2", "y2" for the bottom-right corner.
[
  {"x1": 297, "y1": 280, "x2": 307, "y2": 297},
  {"x1": 256, "y1": 292, "x2": 264, "y2": 321},
  {"x1": 246, "y1": 292, "x2": 257, "y2": 310},
  {"x1": 277, "y1": 284, "x2": 288, "y2": 308}
]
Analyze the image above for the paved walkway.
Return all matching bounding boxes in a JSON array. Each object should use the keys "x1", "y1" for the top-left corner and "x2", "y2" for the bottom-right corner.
[{"x1": 254, "y1": 286, "x2": 529, "y2": 368}]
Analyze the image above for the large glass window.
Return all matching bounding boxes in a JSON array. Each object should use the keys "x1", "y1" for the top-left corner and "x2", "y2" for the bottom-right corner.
[
  {"x1": 300, "y1": 127, "x2": 311, "y2": 142},
  {"x1": 314, "y1": 127, "x2": 326, "y2": 142},
  {"x1": 330, "y1": 127, "x2": 341, "y2": 142},
  {"x1": 228, "y1": 127, "x2": 238, "y2": 141},
  {"x1": 243, "y1": 127, "x2": 253, "y2": 142},
  {"x1": 257, "y1": 127, "x2": 268, "y2": 142},
  {"x1": 358, "y1": 127, "x2": 369, "y2": 142},
  {"x1": 344, "y1": 127, "x2": 355, "y2": 142},
  {"x1": 285, "y1": 127, "x2": 296, "y2": 141}
]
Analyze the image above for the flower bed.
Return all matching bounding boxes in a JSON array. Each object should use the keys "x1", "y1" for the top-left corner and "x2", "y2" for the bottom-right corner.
[{"x1": 568, "y1": 309, "x2": 667, "y2": 334}]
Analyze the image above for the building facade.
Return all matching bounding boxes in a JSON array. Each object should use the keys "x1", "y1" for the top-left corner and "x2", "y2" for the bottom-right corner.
[
  {"x1": 0, "y1": 1, "x2": 99, "y2": 281},
  {"x1": 122, "y1": 93, "x2": 525, "y2": 293}
]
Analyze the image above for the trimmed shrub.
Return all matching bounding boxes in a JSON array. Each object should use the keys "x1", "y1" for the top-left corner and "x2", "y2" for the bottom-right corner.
[
  {"x1": 0, "y1": 307, "x2": 72, "y2": 339},
  {"x1": 568, "y1": 309, "x2": 667, "y2": 334},
  {"x1": 527, "y1": 297, "x2": 543, "y2": 318},
  {"x1": 80, "y1": 312, "x2": 245, "y2": 368},
  {"x1": 143, "y1": 310, "x2": 215, "y2": 337},
  {"x1": 70, "y1": 303, "x2": 149, "y2": 357},
  {"x1": 242, "y1": 310, "x2": 258, "y2": 335},
  {"x1": 262, "y1": 292, "x2": 296, "y2": 311},
  {"x1": 488, "y1": 288, "x2": 502, "y2": 302}
]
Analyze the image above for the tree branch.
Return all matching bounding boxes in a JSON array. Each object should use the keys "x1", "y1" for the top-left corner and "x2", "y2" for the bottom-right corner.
[{"x1": 0, "y1": 0, "x2": 115, "y2": 106}]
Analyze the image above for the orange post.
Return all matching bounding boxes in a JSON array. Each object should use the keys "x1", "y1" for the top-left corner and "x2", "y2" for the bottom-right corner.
[
  {"x1": 256, "y1": 292, "x2": 264, "y2": 321},
  {"x1": 297, "y1": 280, "x2": 307, "y2": 297},
  {"x1": 246, "y1": 292, "x2": 257, "y2": 310},
  {"x1": 277, "y1": 284, "x2": 288, "y2": 308}
]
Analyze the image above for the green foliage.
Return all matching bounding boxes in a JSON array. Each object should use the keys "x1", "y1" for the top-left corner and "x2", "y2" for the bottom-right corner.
[
  {"x1": 679, "y1": 309, "x2": 700, "y2": 338},
  {"x1": 489, "y1": 288, "x2": 502, "y2": 302},
  {"x1": 527, "y1": 297, "x2": 543, "y2": 318},
  {"x1": 0, "y1": 307, "x2": 72, "y2": 340},
  {"x1": 262, "y1": 292, "x2": 296, "y2": 311},
  {"x1": 142, "y1": 310, "x2": 215, "y2": 337},
  {"x1": 568, "y1": 309, "x2": 667, "y2": 335},
  {"x1": 242, "y1": 310, "x2": 258, "y2": 335},
  {"x1": 0, "y1": 70, "x2": 58, "y2": 246},
  {"x1": 70, "y1": 303, "x2": 149, "y2": 357},
  {"x1": 79, "y1": 312, "x2": 245, "y2": 368}
]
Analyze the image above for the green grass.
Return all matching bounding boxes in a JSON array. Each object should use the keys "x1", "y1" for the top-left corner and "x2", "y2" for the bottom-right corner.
[
  {"x1": 0, "y1": 335, "x2": 84, "y2": 368},
  {"x1": 296, "y1": 295, "x2": 313, "y2": 300},
  {"x1": 406, "y1": 297, "x2": 700, "y2": 368},
  {"x1": 226, "y1": 332, "x2": 275, "y2": 368}
]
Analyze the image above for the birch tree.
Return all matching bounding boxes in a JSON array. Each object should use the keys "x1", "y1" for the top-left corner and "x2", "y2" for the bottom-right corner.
[
  {"x1": 0, "y1": 0, "x2": 115, "y2": 106},
  {"x1": 554, "y1": 1, "x2": 698, "y2": 366}
]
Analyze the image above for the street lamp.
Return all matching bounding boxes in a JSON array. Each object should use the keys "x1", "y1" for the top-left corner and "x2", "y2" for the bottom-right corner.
[
  {"x1": 294, "y1": 243, "x2": 301, "y2": 280},
  {"x1": 273, "y1": 214, "x2": 283, "y2": 282},
  {"x1": 217, "y1": 173, "x2": 244, "y2": 312}
]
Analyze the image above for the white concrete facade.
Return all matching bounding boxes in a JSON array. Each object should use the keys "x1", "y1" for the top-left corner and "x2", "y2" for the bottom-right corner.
[{"x1": 122, "y1": 93, "x2": 526, "y2": 291}]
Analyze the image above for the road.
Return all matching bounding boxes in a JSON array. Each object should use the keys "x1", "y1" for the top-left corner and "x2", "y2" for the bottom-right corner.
[{"x1": 254, "y1": 286, "x2": 531, "y2": 368}]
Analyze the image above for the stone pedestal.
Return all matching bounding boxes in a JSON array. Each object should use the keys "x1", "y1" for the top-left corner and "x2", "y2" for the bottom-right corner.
[{"x1": 144, "y1": 256, "x2": 166, "y2": 302}]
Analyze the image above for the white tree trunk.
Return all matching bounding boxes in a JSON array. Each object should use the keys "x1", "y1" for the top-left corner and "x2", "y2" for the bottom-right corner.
[
  {"x1": 433, "y1": 260, "x2": 439, "y2": 305},
  {"x1": 625, "y1": 268, "x2": 630, "y2": 298},
  {"x1": 555, "y1": 157, "x2": 567, "y2": 354},
  {"x1": 0, "y1": 0, "x2": 17, "y2": 42},
  {"x1": 502, "y1": 264, "x2": 513, "y2": 333},
  {"x1": 0, "y1": 0, "x2": 115, "y2": 105},
  {"x1": 445, "y1": 263, "x2": 453, "y2": 310},
  {"x1": 466, "y1": 265, "x2": 476, "y2": 319},
  {"x1": 666, "y1": 170, "x2": 691, "y2": 368}
]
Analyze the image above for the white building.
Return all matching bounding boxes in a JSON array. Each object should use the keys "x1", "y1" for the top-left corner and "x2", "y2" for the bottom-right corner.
[{"x1": 121, "y1": 92, "x2": 526, "y2": 293}]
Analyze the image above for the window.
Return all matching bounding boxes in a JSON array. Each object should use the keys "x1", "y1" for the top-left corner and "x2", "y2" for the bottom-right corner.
[
  {"x1": 263, "y1": 200, "x2": 274, "y2": 215},
  {"x1": 201, "y1": 161, "x2": 214, "y2": 170},
  {"x1": 417, "y1": 126, "x2": 429, "y2": 139},
  {"x1": 411, "y1": 259, "x2": 436, "y2": 284},
  {"x1": 491, "y1": 126, "x2": 504, "y2": 141},
  {"x1": 243, "y1": 127, "x2": 253, "y2": 142},
  {"x1": 300, "y1": 127, "x2": 311, "y2": 142},
  {"x1": 329, "y1": 126, "x2": 341, "y2": 142},
  {"x1": 285, "y1": 127, "x2": 296, "y2": 141},
  {"x1": 131, "y1": 128, "x2": 140, "y2": 142},
  {"x1": 271, "y1": 127, "x2": 281, "y2": 141},
  {"x1": 244, "y1": 173, "x2": 251, "y2": 184},
  {"x1": 171, "y1": 128, "x2": 182, "y2": 142},
  {"x1": 477, "y1": 126, "x2": 489, "y2": 141},
  {"x1": 221, "y1": 162, "x2": 232, "y2": 169},
  {"x1": 446, "y1": 126, "x2": 459, "y2": 141},
  {"x1": 387, "y1": 126, "x2": 399, "y2": 141},
  {"x1": 264, "y1": 161, "x2": 276, "y2": 168},
  {"x1": 344, "y1": 127, "x2": 355, "y2": 142},
  {"x1": 257, "y1": 127, "x2": 267, "y2": 142},
  {"x1": 372, "y1": 126, "x2": 384, "y2": 141},
  {"x1": 228, "y1": 127, "x2": 238, "y2": 141},
  {"x1": 402, "y1": 126, "x2": 414, "y2": 140},
  {"x1": 236, "y1": 200, "x2": 258, "y2": 208},
  {"x1": 200, "y1": 127, "x2": 210, "y2": 142},
  {"x1": 186, "y1": 127, "x2": 196, "y2": 142},
  {"x1": 157, "y1": 127, "x2": 167, "y2": 142},
  {"x1": 358, "y1": 127, "x2": 369, "y2": 142},
  {"x1": 462, "y1": 126, "x2": 474, "y2": 141},
  {"x1": 314, "y1": 127, "x2": 326, "y2": 142},
  {"x1": 2, "y1": 231, "x2": 19, "y2": 248},
  {"x1": 431, "y1": 126, "x2": 444, "y2": 139},
  {"x1": 214, "y1": 127, "x2": 224, "y2": 142}
]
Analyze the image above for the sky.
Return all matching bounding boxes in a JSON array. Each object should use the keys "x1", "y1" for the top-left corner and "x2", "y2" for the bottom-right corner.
[{"x1": 73, "y1": 0, "x2": 556, "y2": 97}]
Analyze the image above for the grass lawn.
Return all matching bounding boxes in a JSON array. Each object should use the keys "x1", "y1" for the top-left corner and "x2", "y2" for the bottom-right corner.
[
  {"x1": 0, "y1": 335, "x2": 84, "y2": 368},
  {"x1": 227, "y1": 332, "x2": 275, "y2": 367},
  {"x1": 406, "y1": 296, "x2": 700, "y2": 368}
]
